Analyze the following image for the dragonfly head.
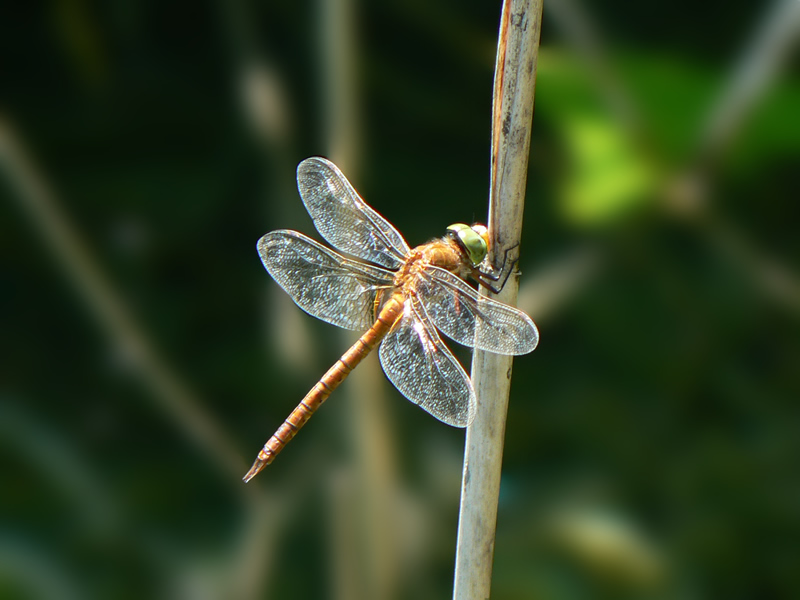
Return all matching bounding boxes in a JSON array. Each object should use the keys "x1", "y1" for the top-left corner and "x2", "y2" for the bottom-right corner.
[{"x1": 447, "y1": 223, "x2": 490, "y2": 266}]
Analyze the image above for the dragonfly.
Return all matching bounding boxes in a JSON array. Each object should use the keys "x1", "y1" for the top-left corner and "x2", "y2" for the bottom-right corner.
[{"x1": 244, "y1": 157, "x2": 539, "y2": 482}]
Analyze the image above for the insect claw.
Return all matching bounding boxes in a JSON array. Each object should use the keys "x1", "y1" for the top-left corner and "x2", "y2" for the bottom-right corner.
[{"x1": 243, "y1": 457, "x2": 267, "y2": 483}]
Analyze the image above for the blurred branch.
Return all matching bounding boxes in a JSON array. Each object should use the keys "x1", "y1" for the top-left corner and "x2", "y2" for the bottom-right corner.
[
  {"x1": 217, "y1": 0, "x2": 319, "y2": 379},
  {"x1": 228, "y1": 484, "x2": 298, "y2": 600},
  {"x1": 328, "y1": 468, "x2": 361, "y2": 600},
  {"x1": 519, "y1": 0, "x2": 800, "y2": 319},
  {"x1": 668, "y1": 0, "x2": 800, "y2": 315},
  {"x1": 694, "y1": 0, "x2": 800, "y2": 164},
  {"x1": 453, "y1": 1, "x2": 544, "y2": 598},
  {"x1": 240, "y1": 61, "x2": 294, "y2": 150},
  {"x1": 389, "y1": 0, "x2": 497, "y2": 69},
  {"x1": 669, "y1": 0, "x2": 800, "y2": 215},
  {"x1": 0, "y1": 401, "x2": 117, "y2": 533},
  {"x1": 517, "y1": 245, "x2": 602, "y2": 320},
  {"x1": 0, "y1": 115, "x2": 249, "y2": 484},
  {"x1": 320, "y1": 0, "x2": 401, "y2": 598},
  {"x1": 707, "y1": 219, "x2": 800, "y2": 317},
  {"x1": 322, "y1": 0, "x2": 362, "y2": 174},
  {"x1": 546, "y1": 0, "x2": 644, "y2": 137},
  {"x1": 214, "y1": 4, "x2": 324, "y2": 599},
  {"x1": 0, "y1": 537, "x2": 83, "y2": 600}
]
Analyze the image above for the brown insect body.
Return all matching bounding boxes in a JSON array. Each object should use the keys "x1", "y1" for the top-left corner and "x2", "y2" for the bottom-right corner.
[
  {"x1": 394, "y1": 236, "x2": 472, "y2": 286},
  {"x1": 243, "y1": 235, "x2": 472, "y2": 483},
  {"x1": 244, "y1": 156, "x2": 538, "y2": 483}
]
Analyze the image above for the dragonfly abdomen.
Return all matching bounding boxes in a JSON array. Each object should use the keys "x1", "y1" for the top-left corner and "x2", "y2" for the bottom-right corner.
[{"x1": 243, "y1": 293, "x2": 405, "y2": 482}]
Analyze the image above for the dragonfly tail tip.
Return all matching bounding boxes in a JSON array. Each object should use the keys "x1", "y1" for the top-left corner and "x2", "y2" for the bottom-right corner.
[{"x1": 242, "y1": 458, "x2": 266, "y2": 483}]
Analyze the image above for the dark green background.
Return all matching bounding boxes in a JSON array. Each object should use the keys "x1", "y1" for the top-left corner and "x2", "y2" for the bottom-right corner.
[{"x1": 2, "y1": 1, "x2": 798, "y2": 598}]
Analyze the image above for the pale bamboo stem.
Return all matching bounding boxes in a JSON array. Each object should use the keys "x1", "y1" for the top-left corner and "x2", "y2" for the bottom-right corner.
[{"x1": 453, "y1": 0, "x2": 544, "y2": 598}]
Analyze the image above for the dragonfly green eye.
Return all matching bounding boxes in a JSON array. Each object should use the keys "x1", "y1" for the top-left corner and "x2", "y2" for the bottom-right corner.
[{"x1": 447, "y1": 223, "x2": 489, "y2": 266}]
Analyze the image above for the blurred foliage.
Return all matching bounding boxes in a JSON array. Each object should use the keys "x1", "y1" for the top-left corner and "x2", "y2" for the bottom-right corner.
[
  {"x1": 1, "y1": 0, "x2": 798, "y2": 599},
  {"x1": 537, "y1": 50, "x2": 659, "y2": 227}
]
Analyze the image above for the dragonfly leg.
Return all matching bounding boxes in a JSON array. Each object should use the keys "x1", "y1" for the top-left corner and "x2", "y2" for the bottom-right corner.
[{"x1": 473, "y1": 244, "x2": 520, "y2": 294}]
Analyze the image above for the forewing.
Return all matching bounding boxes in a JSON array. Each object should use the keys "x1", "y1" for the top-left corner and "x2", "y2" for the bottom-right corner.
[
  {"x1": 297, "y1": 157, "x2": 410, "y2": 269},
  {"x1": 419, "y1": 267, "x2": 539, "y2": 355},
  {"x1": 378, "y1": 296, "x2": 475, "y2": 427},
  {"x1": 259, "y1": 230, "x2": 394, "y2": 331}
]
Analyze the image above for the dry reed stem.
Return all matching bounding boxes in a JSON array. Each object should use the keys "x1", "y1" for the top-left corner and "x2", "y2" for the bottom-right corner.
[{"x1": 452, "y1": 0, "x2": 544, "y2": 598}]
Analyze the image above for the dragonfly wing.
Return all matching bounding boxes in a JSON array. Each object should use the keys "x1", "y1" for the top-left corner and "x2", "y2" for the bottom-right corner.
[
  {"x1": 378, "y1": 296, "x2": 475, "y2": 427},
  {"x1": 419, "y1": 267, "x2": 539, "y2": 355},
  {"x1": 297, "y1": 157, "x2": 410, "y2": 269},
  {"x1": 259, "y1": 230, "x2": 394, "y2": 331}
]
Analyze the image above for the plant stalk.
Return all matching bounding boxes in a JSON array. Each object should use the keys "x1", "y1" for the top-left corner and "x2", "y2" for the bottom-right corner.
[{"x1": 452, "y1": 0, "x2": 544, "y2": 598}]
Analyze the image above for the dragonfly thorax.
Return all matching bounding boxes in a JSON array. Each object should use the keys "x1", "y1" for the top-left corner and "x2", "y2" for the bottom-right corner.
[{"x1": 393, "y1": 235, "x2": 474, "y2": 289}]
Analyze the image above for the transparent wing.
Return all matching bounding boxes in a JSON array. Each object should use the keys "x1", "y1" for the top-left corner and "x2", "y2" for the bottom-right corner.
[
  {"x1": 259, "y1": 230, "x2": 395, "y2": 331},
  {"x1": 379, "y1": 296, "x2": 475, "y2": 427},
  {"x1": 418, "y1": 267, "x2": 539, "y2": 355},
  {"x1": 297, "y1": 157, "x2": 410, "y2": 269}
]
